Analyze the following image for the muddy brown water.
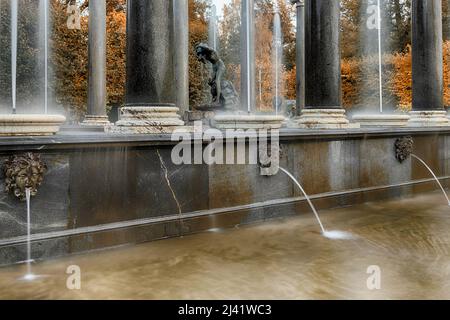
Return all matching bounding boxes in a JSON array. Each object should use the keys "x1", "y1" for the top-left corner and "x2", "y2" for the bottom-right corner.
[{"x1": 1, "y1": 191, "x2": 450, "y2": 299}]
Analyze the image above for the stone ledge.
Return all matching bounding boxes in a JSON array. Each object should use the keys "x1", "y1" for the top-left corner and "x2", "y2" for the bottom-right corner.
[
  {"x1": 291, "y1": 109, "x2": 360, "y2": 129},
  {"x1": 352, "y1": 114, "x2": 410, "y2": 127},
  {"x1": 0, "y1": 114, "x2": 66, "y2": 136},
  {"x1": 81, "y1": 115, "x2": 111, "y2": 127},
  {"x1": 107, "y1": 106, "x2": 189, "y2": 134},
  {"x1": 213, "y1": 114, "x2": 285, "y2": 129},
  {"x1": 1, "y1": 126, "x2": 450, "y2": 150},
  {"x1": 408, "y1": 110, "x2": 450, "y2": 127}
]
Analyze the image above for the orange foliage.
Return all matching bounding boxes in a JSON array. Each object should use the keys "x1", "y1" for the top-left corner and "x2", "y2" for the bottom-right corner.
[
  {"x1": 387, "y1": 41, "x2": 450, "y2": 110},
  {"x1": 51, "y1": 0, "x2": 125, "y2": 122},
  {"x1": 390, "y1": 46, "x2": 412, "y2": 110},
  {"x1": 106, "y1": 9, "x2": 126, "y2": 108},
  {"x1": 341, "y1": 58, "x2": 361, "y2": 108},
  {"x1": 443, "y1": 41, "x2": 450, "y2": 107}
]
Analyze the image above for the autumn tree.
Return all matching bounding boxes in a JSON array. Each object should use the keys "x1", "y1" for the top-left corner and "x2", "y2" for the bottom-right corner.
[{"x1": 51, "y1": 0, "x2": 126, "y2": 121}]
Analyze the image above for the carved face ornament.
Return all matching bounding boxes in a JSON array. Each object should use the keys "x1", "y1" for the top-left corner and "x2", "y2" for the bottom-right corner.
[
  {"x1": 394, "y1": 136, "x2": 414, "y2": 163},
  {"x1": 3, "y1": 153, "x2": 47, "y2": 201}
]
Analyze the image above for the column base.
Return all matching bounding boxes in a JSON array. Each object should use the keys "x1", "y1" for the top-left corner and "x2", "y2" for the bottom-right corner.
[
  {"x1": 81, "y1": 115, "x2": 111, "y2": 127},
  {"x1": 291, "y1": 109, "x2": 359, "y2": 129},
  {"x1": 0, "y1": 114, "x2": 66, "y2": 136},
  {"x1": 212, "y1": 114, "x2": 285, "y2": 130},
  {"x1": 407, "y1": 111, "x2": 450, "y2": 127},
  {"x1": 352, "y1": 114, "x2": 410, "y2": 127},
  {"x1": 107, "y1": 106, "x2": 191, "y2": 134},
  {"x1": 184, "y1": 110, "x2": 216, "y2": 127}
]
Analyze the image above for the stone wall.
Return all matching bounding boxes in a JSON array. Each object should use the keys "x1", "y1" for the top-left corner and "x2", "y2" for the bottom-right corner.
[{"x1": 0, "y1": 128, "x2": 449, "y2": 265}]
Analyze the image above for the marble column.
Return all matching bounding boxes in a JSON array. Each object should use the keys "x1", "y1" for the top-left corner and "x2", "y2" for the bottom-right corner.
[
  {"x1": 290, "y1": 0, "x2": 305, "y2": 115},
  {"x1": 306, "y1": 0, "x2": 340, "y2": 109},
  {"x1": 240, "y1": 0, "x2": 255, "y2": 113},
  {"x1": 125, "y1": 0, "x2": 174, "y2": 106},
  {"x1": 409, "y1": 0, "x2": 448, "y2": 126},
  {"x1": 111, "y1": 0, "x2": 185, "y2": 134},
  {"x1": 82, "y1": 0, "x2": 110, "y2": 126},
  {"x1": 294, "y1": 0, "x2": 357, "y2": 129},
  {"x1": 173, "y1": 0, "x2": 190, "y2": 114}
]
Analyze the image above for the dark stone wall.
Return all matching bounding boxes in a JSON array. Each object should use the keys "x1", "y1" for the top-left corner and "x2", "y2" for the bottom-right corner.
[
  {"x1": 0, "y1": 131, "x2": 448, "y2": 265},
  {"x1": 69, "y1": 147, "x2": 209, "y2": 227},
  {"x1": 0, "y1": 154, "x2": 70, "y2": 239}
]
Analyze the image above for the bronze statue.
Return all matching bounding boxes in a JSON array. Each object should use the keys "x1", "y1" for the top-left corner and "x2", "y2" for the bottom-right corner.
[
  {"x1": 3, "y1": 153, "x2": 47, "y2": 201},
  {"x1": 195, "y1": 43, "x2": 239, "y2": 111}
]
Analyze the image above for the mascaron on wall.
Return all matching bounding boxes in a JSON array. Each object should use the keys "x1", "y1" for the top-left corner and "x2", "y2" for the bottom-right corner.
[{"x1": 2, "y1": 153, "x2": 47, "y2": 201}]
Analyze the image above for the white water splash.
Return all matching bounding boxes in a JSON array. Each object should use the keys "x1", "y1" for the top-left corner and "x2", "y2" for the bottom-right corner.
[
  {"x1": 279, "y1": 167, "x2": 354, "y2": 240},
  {"x1": 323, "y1": 230, "x2": 356, "y2": 240}
]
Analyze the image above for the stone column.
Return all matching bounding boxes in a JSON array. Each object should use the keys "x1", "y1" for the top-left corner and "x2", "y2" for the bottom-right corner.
[
  {"x1": 111, "y1": 0, "x2": 185, "y2": 134},
  {"x1": 82, "y1": 0, "x2": 110, "y2": 126},
  {"x1": 173, "y1": 0, "x2": 190, "y2": 114},
  {"x1": 240, "y1": 0, "x2": 255, "y2": 113},
  {"x1": 409, "y1": 0, "x2": 448, "y2": 126},
  {"x1": 295, "y1": 0, "x2": 357, "y2": 129},
  {"x1": 290, "y1": 0, "x2": 305, "y2": 115}
]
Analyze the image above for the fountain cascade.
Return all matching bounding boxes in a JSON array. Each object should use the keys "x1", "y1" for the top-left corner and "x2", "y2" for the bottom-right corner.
[
  {"x1": 213, "y1": 0, "x2": 285, "y2": 130},
  {"x1": 352, "y1": 0, "x2": 410, "y2": 127},
  {"x1": 0, "y1": 0, "x2": 65, "y2": 136}
]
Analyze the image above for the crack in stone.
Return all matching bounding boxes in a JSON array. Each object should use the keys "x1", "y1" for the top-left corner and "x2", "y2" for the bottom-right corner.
[{"x1": 156, "y1": 149, "x2": 182, "y2": 216}]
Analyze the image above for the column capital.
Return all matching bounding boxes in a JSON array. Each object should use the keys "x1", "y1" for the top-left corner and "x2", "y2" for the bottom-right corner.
[{"x1": 290, "y1": 0, "x2": 305, "y2": 7}]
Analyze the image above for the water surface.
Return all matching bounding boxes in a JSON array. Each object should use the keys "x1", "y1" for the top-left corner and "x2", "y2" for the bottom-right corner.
[{"x1": 1, "y1": 191, "x2": 450, "y2": 299}]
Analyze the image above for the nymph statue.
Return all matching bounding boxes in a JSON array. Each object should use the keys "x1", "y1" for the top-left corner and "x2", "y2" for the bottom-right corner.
[
  {"x1": 195, "y1": 43, "x2": 239, "y2": 111},
  {"x1": 3, "y1": 153, "x2": 47, "y2": 201}
]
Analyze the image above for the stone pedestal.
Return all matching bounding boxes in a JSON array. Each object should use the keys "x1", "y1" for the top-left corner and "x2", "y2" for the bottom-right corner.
[
  {"x1": 408, "y1": 111, "x2": 450, "y2": 127},
  {"x1": 293, "y1": 109, "x2": 359, "y2": 129},
  {"x1": 82, "y1": 115, "x2": 110, "y2": 127},
  {"x1": 0, "y1": 115, "x2": 66, "y2": 136},
  {"x1": 184, "y1": 110, "x2": 216, "y2": 127},
  {"x1": 352, "y1": 114, "x2": 410, "y2": 127},
  {"x1": 213, "y1": 114, "x2": 285, "y2": 130},
  {"x1": 107, "y1": 106, "x2": 188, "y2": 134}
]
